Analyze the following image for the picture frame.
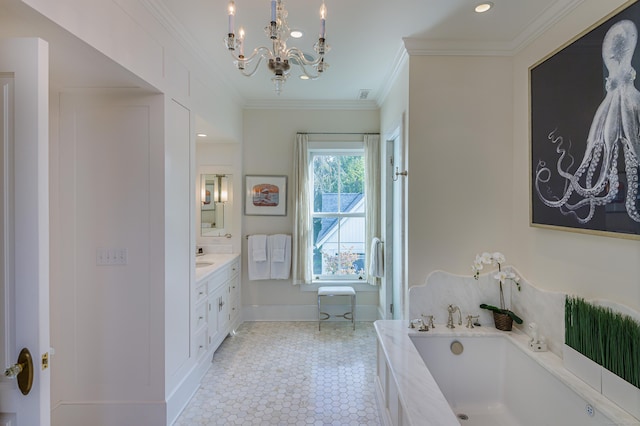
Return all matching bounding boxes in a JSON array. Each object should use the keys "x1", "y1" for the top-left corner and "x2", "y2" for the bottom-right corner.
[
  {"x1": 529, "y1": 1, "x2": 640, "y2": 240},
  {"x1": 244, "y1": 175, "x2": 288, "y2": 216}
]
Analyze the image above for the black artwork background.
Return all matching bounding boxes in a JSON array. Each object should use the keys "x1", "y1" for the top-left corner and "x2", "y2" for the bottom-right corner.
[{"x1": 530, "y1": 1, "x2": 640, "y2": 237}]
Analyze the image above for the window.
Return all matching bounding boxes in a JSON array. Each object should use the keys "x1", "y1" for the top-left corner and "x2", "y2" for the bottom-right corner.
[
  {"x1": 292, "y1": 134, "x2": 380, "y2": 286},
  {"x1": 310, "y1": 149, "x2": 366, "y2": 281}
]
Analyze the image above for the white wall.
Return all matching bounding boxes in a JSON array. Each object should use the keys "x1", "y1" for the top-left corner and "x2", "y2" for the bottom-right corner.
[
  {"x1": 164, "y1": 98, "x2": 193, "y2": 419},
  {"x1": 511, "y1": 0, "x2": 640, "y2": 312},
  {"x1": 242, "y1": 108, "x2": 380, "y2": 320},
  {"x1": 406, "y1": 55, "x2": 514, "y2": 288},
  {"x1": 51, "y1": 91, "x2": 166, "y2": 424},
  {"x1": 380, "y1": 56, "x2": 409, "y2": 139}
]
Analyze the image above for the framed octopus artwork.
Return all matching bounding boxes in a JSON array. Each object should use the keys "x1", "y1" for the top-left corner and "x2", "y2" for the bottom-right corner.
[{"x1": 530, "y1": 1, "x2": 640, "y2": 240}]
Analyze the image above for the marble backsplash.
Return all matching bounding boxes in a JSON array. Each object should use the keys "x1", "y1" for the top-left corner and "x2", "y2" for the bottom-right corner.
[
  {"x1": 408, "y1": 269, "x2": 567, "y2": 356},
  {"x1": 409, "y1": 269, "x2": 640, "y2": 359}
]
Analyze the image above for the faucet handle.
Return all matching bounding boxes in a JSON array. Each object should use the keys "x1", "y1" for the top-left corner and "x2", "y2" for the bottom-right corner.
[
  {"x1": 409, "y1": 319, "x2": 429, "y2": 331},
  {"x1": 466, "y1": 315, "x2": 479, "y2": 328}
]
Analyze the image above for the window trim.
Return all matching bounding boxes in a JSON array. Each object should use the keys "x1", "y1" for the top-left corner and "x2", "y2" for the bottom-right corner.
[
  {"x1": 298, "y1": 282, "x2": 379, "y2": 292},
  {"x1": 309, "y1": 146, "x2": 367, "y2": 283}
]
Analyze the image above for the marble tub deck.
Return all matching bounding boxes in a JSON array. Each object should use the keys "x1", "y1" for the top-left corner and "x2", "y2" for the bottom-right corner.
[{"x1": 374, "y1": 320, "x2": 639, "y2": 426}]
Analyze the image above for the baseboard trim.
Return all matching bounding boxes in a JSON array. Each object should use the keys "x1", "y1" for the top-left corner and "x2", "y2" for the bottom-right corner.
[
  {"x1": 51, "y1": 400, "x2": 165, "y2": 426},
  {"x1": 242, "y1": 304, "x2": 380, "y2": 322}
]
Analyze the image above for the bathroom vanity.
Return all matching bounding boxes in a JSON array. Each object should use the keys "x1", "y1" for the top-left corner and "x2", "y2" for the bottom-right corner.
[{"x1": 193, "y1": 254, "x2": 241, "y2": 365}]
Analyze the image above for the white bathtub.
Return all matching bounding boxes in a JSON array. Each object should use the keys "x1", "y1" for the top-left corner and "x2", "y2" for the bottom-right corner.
[{"x1": 374, "y1": 320, "x2": 639, "y2": 426}]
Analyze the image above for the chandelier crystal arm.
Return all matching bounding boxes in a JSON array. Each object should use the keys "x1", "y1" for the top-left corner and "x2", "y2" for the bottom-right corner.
[
  {"x1": 236, "y1": 55, "x2": 264, "y2": 77},
  {"x1": 227, "y1": 45, "x2": 274, "y2": 64},
  {"x1": 286, "y1": 47, "x2": 323, "y2": 67}
]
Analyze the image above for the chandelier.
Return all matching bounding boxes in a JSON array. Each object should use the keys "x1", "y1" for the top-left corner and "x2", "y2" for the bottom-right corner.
[{"x1": 224, "y1": 0, "x2": 330, "y2": 95}]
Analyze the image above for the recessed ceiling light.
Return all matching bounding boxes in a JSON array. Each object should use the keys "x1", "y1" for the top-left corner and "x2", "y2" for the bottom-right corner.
[
  {"x1": 290, "y1": 29, "x2": 304, "y2": 38},
  {"x1": 475, "y1": 2, "x2": 493, "y2": 13},
  {"x1": 197, "y1": 133, "x2": 207, "y2": 137},
  {"x1": 299, "y1": 75, "x2": 310, "y2": 80}
]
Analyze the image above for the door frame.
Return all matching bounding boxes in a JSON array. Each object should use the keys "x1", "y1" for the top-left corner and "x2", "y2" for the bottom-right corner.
[{"x1": 0, "y1": 37, "x2": 50, "y2": 426}]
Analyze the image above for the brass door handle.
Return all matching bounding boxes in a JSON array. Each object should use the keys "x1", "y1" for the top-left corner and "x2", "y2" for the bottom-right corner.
[{"x1": 4, "y1": 348, "x2": 34, "y2": 395}]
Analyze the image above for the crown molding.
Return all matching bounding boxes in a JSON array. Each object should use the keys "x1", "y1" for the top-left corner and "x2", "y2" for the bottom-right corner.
[
  {"x1": 510, "y1": 0, "x2": 585, "y2": 54},
  {"x1": 243, "y1": 99, "x2": 379, "y2": 110},
  {"x1": 404, "y1": 0, "x2": 584, "y2": 57}
]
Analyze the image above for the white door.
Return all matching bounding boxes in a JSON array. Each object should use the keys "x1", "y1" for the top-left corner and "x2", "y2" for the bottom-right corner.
[{"x1": 0, "y1": 38, "x2": 50, "y2": 426}]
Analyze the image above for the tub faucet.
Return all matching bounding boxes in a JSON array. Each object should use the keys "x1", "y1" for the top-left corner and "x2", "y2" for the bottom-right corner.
[
  {"x1": 422, "y1": 314, "x2": 435, "y2": 329},
  {"x1": 446, "y1": 305, "x2": 462, "y2": 329}
]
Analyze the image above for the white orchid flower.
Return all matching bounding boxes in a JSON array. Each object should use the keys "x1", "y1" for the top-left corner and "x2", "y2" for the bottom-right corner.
[
  {"x1": 492, "y1": 252, "x2": 505, "y2": 264},
  {"x1": 473, "y1": 255, "x2": 484, "y2": 269},
  {"x1": 494, "y1": 271, "x2": 508, "y2": 283},
  {"x1": 480, "y1": 252, "x2": 492, "y2": 264}
]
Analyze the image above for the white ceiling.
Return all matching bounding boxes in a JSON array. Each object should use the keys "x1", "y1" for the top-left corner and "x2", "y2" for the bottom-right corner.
[{"x1": 157, "y1": 0, "x2": 581, "y2": 106}]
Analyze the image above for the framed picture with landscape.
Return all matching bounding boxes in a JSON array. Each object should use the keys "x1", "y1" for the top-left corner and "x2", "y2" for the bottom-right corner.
[
  {"x1": 529, "y1": 1, "x2": 640, "y2": 240},
  {"x1": 244, "y1": 175, "x2": 288, "y2": 216}
]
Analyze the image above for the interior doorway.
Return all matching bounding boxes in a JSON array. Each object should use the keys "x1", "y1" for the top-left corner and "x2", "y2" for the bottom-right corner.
[{"x1": 384, "y1": 119, "x2": 407, "y2": 320}]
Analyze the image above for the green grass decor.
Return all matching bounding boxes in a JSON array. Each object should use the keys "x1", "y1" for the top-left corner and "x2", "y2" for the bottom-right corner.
[{"x1": 565, "y1": 297, "x2": 640, "y2": 388}]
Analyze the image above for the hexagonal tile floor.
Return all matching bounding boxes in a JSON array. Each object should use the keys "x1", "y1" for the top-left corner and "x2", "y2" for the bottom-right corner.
[{"x1": 175, "y1": 321, "x2": 381, "y2": 425}]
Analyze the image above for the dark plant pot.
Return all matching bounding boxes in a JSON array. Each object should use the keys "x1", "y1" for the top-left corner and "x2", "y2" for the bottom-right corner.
[{"x1": 493, "y1": 312, "x2": 513, "y2": 331}]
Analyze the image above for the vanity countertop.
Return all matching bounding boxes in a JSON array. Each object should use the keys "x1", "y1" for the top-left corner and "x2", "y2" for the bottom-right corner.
[{"x1": 195, "y1": 253, "x2": 240, "y2": 282}]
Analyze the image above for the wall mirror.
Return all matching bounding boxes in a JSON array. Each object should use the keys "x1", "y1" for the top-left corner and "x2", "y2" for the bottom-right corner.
[{"x1": 200, "y1": 174, "x2": 232, "y2": 237}]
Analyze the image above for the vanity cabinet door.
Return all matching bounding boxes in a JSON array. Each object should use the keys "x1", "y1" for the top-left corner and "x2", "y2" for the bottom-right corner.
[
  {"x1": 207, "y1": 269, "x2": 227, "y2": 350},
  {"x1": 208, "y1": 284, "x2": 227, "y2": 351}
]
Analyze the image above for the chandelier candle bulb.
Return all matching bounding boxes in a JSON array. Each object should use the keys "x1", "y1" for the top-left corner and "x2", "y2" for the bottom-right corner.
[
  {"x1": 228, "y1": 0, "x2": 235, "y2": 35},
  {"x1": 320, "y1": 2, "x2": 326, "y2": 38},
  {"x1": 238, "y1": 27, "x2": 245, "y2": 56}
]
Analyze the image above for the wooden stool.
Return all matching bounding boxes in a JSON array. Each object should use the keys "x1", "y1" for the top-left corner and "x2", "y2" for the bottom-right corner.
[{"x1": 317, "y1": 286, "x2": 355, "y2": 330}]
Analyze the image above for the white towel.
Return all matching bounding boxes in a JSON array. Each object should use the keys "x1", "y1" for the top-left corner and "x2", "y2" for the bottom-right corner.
[
  {"x1": 248, "y1": 235, "x2": 270, "y2": 280},
  {"x1": 269, "y1": 234, "x2": 291, "y2": 279},
  {"x1": 251, "y1": 234, "x2": 267, "y2": 262},
  {"x1": 369, "y1": 237, "x2": 384, "y2": 278}
]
